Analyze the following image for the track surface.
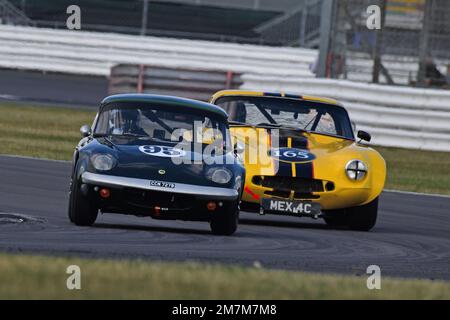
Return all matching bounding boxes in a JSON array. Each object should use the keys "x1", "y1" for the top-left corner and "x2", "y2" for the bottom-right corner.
[{"x1": 0, "y1": 155, "x2": 449, "y2": 280}]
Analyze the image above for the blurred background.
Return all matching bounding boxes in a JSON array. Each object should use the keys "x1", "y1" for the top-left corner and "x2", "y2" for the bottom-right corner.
[
  {"x1": 1, "y1": 0, "x2": 450, "y2": 151},
  {"x1": 2, "y1": 0, "x2": 449, "y2": 87}
]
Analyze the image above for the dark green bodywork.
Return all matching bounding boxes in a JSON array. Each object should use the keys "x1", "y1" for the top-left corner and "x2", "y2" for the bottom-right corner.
[{"x1": 101, "y1": 94, "x2": 228, "y2": 119}]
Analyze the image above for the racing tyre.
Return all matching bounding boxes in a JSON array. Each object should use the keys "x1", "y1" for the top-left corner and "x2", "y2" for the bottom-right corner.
[
  {"x1": 68, "y1": 173, "x2": 98, "y2": 226},
  {"x1": 346, "y1": 197, "x2": 378, "y2": 231},
  {"x1": 210, "y1": 202, "x2": 239, "y2": 236},
  {"x1": 68, "y1": 178, "x2": 75, "y2": 223},
  {"x1": 323, "y1": 209, "x2": 348, "y2": 227}
]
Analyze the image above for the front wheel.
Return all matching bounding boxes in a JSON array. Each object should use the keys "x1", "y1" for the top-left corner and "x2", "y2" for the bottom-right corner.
[
  {"x1": 210, "y1": 202, "x2": 239, "y2": 236},
  {"x1": 346, "y1": 197, "x2": 378, "y2": 231},
  {"x1": 323, "y1": 198, "x2": 379, "y2": 231},
  {"x1": 323, "y1": 209, "x2": 348, "y2": 227},
  {"x1": 68, "y1": 173, "x2": 98, "y2": 226}
]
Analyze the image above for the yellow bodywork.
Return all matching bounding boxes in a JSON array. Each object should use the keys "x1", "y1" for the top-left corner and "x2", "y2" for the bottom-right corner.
[{"x1": 210, "y1": 90, "x2": 387, "y2": 211}]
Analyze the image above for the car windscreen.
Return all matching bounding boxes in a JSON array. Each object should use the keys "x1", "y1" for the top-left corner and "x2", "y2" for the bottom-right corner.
[
  {"x1": 94, "y1": 102, "x2": 230, "y2": 146},
  {"x1": 215, "y1": 96, "x2": 354, "y2": 140}
]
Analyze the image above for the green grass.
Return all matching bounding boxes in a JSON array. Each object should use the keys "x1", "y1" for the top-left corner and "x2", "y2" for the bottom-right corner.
[
  {"x1": 0, "y1": 103, "x2": 95, "y2": 161},
  {"x1": 0, "y1": 103, "x2": 449, "y2": 194},
  {"x1": 0, "y1": 254, "x2": 449, "y2": 299},
  {"x1": 377, "y1": 146, "x2": 450, "y2": 195}
]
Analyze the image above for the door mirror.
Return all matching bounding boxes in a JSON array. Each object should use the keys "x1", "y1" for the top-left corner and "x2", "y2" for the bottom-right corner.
[
  {"x1": 80, "y1": 124, "x2": 92, "y2": 138},
  {"x1": 234, "y1": 143, "x2": 245, "y2": 155},
  {"x1": 357, "y1": 130, "x2": 371, "y2": 142}
]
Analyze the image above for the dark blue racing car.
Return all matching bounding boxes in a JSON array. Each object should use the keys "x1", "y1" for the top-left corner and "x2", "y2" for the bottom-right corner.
[{"x1": 68, "y1": 94, "x2": 245, "y2": 235}]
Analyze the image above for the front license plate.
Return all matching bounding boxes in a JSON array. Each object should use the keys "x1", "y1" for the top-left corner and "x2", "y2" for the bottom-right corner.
[{"x1": 261, "y1": 198, "x2": 321, "y2": 216}]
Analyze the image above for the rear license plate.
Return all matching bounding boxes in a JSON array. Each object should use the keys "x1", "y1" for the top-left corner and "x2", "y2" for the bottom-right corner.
[{"x1": 261, "y1": 198, "x2": 321, "y2": 216}]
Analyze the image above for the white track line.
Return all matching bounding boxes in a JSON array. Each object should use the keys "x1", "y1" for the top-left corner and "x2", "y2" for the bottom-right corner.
[
  {"x1": 384, "y1": 189, "x2": 450, "y2": 199},
  {"x1": 0, "y1": 154, "x2": 70, "y2": 164}
]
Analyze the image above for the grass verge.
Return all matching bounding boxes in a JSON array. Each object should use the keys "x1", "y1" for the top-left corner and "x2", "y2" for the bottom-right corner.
[
  {"x1": 0, "y1": 102, "x2": 95, "y2": 161},
  {"x1": 0, "y1": 103, "x2": 449, "y2": 194},
  {"x1": 377, "y1": 146, "x2": 450, "y2": 195},
  {"x1": 0, "y1": 254, "x2": 449, "y2": 299}
]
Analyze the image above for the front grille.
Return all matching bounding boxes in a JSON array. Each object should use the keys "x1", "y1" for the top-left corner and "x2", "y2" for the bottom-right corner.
[
  {"x1": 121, "y1": 188, "x2": 195, "y2": 210},
  {"x1": 264, "y1": 190, "x2": 291, "y2": 198},
  {"x1": 252, "y1": 176, "x2": 325, "y2": 193}
]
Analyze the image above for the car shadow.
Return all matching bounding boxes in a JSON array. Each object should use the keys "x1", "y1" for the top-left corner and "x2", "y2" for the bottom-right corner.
[
  {"x1": 92, "y1": 222, "x2": 212, "y2": 235},
  {"x1": 239, "y1": 218, "x2": 345, "y2": 231}
]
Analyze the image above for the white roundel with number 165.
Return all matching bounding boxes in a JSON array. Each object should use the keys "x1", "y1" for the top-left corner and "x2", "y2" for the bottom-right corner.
[{"x1": 270, "y1": 148, "x2": 316, "y2": 163}]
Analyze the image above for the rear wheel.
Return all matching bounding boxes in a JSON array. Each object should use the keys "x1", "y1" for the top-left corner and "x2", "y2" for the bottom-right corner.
[
  {"x1": 68, "y1": 171, "x2": 98, "y2": 226},
  {"x1": 210, "y1": 202, "x2": 239, "y2": 236},
  {"x1": 323, "y1": 198, "x2": 379, "y2": 231}
]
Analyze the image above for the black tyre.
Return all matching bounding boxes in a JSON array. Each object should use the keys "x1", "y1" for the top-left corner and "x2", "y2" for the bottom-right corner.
[
  {"x1": 323, "y1": 197, "x2": 378, "y2": 231},
  {"x1": 210, "y1": 202, "x2": 239, "y2": 236},
  {"x1": 323, "y1": 209, "x2": 348, "y2": 227},
  {"x1": 68, "y1": 172, "x2": 98, "y2": 226},
  {"x1": 347, "y1": 197, "x2": 378, "y2": 231},
  {"x1": 68, "y1": 177, "x2": 75, "y2": 223}
]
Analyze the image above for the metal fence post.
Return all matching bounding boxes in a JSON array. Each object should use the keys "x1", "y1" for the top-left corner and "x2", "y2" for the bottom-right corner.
[
  {"x1": 140, "y1": 0, "x2": 149, "y2": 36},
  {"x1": 372, "y1": 0, "x2": 387, "y2": 84},
  {"x1": 317, "y1": 0, "x2": 335, "y2": 78},
  {"x1": 299, "y1": 1, "x2": 308, "y2": 47},
  {"x1": 417, "y1": 0, "x2": 433, "y2": 86}
]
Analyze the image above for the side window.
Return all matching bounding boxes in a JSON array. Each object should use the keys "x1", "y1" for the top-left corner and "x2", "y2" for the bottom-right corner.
[{"x1": 95, "y1": 111, "x2": 108, "y2": 134}]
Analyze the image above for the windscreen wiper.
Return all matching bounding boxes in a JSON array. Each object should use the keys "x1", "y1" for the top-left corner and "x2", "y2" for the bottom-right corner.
[
  {"x1": 257, "y1": 122, "x2": 281, "y2": 128},
  {"x1": 92, "y1": 133, "x2": 115, "y2": 147},
  {"x1": 113, "y1": 132, "x2": 148, "y2": 138},
  {"x1": 256, "y1": 123, "x2": 309, "y2": 133},
  {"x1": 229, "y1": 121, "x2": 253, "y2": 127}
]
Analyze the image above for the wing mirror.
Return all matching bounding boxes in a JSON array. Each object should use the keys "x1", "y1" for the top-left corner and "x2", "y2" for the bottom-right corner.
[
  {"x1": 234, "y1": 143, "x2": 245, "y2": 155},
  {"x1": 80, "y1": 124, "x2": 92, "y2": 138},
  {"x1": 357, "y1": 130, "x2": 371, "y2": 143}
]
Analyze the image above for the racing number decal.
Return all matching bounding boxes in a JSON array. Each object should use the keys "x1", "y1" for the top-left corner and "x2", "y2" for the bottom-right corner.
[
  {"x1": 139, "y1": 145, "x2": 186, "y2": 158},
  {"x1": 270, "y1": 148, "x2": 315, "y2": 163},
  {"x1": 271, "y1": 135, "x2": 315, "y2": 179}
]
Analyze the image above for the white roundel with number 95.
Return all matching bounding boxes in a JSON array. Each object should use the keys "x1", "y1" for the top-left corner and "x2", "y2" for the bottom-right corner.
[
  {"x1": 270, "y1": 148, "x2": 316, "y2": 163},
  {"x1": 139, "y1": 145, "x2": 186, "y2": 158}
]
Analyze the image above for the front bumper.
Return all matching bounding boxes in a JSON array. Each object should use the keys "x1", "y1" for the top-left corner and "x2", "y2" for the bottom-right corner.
[
  {"x1": 242, "y1": 175, "x2": 374, "y2": 210},
  {"x1": 81, "y1": 172, "x2": 238, "y2": 220},
  {"x1": 82, "y1": 172, "x2": 238, "y2": 201}
]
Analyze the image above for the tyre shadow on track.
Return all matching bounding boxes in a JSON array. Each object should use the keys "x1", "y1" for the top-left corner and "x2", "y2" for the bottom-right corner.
[
  {"x1": 92, "y1": 223, "x2": 212, "y2": 235},
  {"x1": 239, "y1": 218, "x2": 345, "y2": 231},
  {"x1": 91, "y1": 218, "x2": 345, "y2": 236}
]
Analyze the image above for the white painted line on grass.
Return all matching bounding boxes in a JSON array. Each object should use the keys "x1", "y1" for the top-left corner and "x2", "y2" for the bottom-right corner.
[
  {"x1": 384, "y1": 189, "x2": 450, "y2": 199},
  {"x1": 0, "y1": 154, "x2": 70, "y2": 164}
]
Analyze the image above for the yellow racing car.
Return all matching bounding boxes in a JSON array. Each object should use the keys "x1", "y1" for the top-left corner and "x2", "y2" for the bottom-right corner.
[{"x1": 210, "y1": 90, "x2": 386, "y2": 231}]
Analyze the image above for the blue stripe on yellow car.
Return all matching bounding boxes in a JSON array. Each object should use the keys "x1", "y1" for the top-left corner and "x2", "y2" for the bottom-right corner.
[
  {"x1": 287, "y1": 137, "x2": 296, "y2": 177},
  {"x1": 275, "y1": 133, "x2": 294, "y2": 177},
  {"x1": 294, "y1": 134, "x2": 314, "y2": 179}
]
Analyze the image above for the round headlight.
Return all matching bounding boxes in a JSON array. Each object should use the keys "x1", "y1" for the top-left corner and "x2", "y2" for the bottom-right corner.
[
  {"x1": 206, "y1": 168, "x2": 232, "y2": 184},
  {"x1": 345, "y1": 160, "x2": 367, "y2": 181},
  {"x1": 91, "y1": 154, "x2": 116, "y2": 171}
]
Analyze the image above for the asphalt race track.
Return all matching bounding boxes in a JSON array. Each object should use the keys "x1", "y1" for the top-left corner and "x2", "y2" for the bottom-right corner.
[{"x1": 0, "y1": 155, "x2": 449, "y2": 280}]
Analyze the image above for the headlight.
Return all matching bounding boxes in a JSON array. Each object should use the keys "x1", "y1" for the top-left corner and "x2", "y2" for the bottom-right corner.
[
  {"x1": 91, "y1": 154, "x2": 117, "y2": 171},
  {"x1": 345, "y1": 160, "x2": 367, "y2": 181},
  {"x1": 206, "y1": 167, "x2": 232, "y2": 184}
]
